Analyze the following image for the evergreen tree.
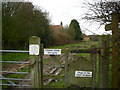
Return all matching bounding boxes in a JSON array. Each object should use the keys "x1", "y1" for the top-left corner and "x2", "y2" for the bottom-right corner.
[{"x1": 68, "y1": 19, "x2": 83, "y2": 40}]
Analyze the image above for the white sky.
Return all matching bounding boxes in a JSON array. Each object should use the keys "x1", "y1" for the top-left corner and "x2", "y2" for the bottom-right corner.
[{"x1": 26, "y1": 0, "x2": 111, "y2": 35}]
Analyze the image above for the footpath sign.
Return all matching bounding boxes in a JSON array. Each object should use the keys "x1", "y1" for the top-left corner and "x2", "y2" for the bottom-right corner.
[
  {"x1": 75, "y1": 71, "x2": 92, "y2": 77},
  {"x1": 29, "y1": 44, "x2": 39, "y2": 55},
  {"x1": 44, "y1": 49, "x2": 61, "y2": 55}
]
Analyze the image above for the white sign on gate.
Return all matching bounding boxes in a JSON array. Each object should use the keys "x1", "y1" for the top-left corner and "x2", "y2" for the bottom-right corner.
[
  {"x1": 75, "y1": 71, "x2": 92, "y2": 77},
  {"x1": 44, "y1": 49, "x2": 61, "y2": 55},
  {"x1": 29, "y1": 44, "x2": 39, "y2": 55}
]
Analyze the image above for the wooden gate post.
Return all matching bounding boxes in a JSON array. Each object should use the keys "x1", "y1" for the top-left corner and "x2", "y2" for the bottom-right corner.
[
  {"x1": 111, "y1": 13, "x2": 119, "y2": 88},
  {"x1": 39, "y1": 44, "x2": 43, "y2": 88},
  {"x1": 29, "y1": 36, "x2": 41, "y2": 89},
  {"x1": 64, "y1": 51, "x2": 69, "y2": 87},
  {"x1": 99, "y1": 35, "x2": 110, "y2": 88},
  {"x1": 90, "y1": 45, "x2": 97, "y2": 88},
  {"x1": 118, "y1": 27, "x2": 120, "y2": 88}
]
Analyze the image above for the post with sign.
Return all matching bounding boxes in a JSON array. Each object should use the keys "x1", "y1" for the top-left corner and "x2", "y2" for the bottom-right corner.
[
  {"x1": 111, "y1": 13, "x2": 119, "y2": 88},
  {"x1": 105, "y1": 12, "x2": 119, "y2": 88},
  {"x1": 29, "y1": 36, "x2": 41, "y2": 88}
]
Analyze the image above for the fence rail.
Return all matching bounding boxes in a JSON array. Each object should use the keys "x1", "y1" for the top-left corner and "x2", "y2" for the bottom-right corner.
[
  {"x1": 71, "y1": 49, "x2": 100, "y2": 53},
  {"x1": 0, "y1": 84, "x2": 30, "y2": 87},
  {"x1": 0, "y1": 75, "x2": 16, "y2": 85},
  {"x1": 0, "y1": 61, "x2": 29, "y2": 64},
  {"x1": 0, "y1": 50, "x2": 29, "y2": 53},
  {"x1": 0, "y1": 78, "x2": 31, "y2": 81},
  {"x1": 0, "y1": 71, "x2": 29, "y2": 74}
]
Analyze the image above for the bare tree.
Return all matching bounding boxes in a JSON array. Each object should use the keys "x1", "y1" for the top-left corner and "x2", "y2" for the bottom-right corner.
[{"x1": 82, "y1": 0, "x2": 120, "y2": 25}]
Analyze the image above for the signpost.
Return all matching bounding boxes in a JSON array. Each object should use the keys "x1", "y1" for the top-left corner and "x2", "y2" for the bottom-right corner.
[
  {"x1": 104, "y1": 13, "x2": 119, "y2": 88},
  {"x1": 105, "y1": 23, "x2": 112, "y2": 31},
  {"x1": 75, "y1": 71, "x2": 92, "y2": 77},
  {"x1": 111, "y1": 13, "x2": 119, "y2": 88}
]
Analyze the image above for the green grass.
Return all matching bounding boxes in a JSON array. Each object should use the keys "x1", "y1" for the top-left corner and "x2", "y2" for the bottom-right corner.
[
  {"x1": 1, "y1": 52, "x2": 30, "y2": 88},
  {"x1": 1, "y1": 53, "x2": 29, "y2": 65},
  {"x1": 2, "y1": 53, "x2": 29, "y2": 61},
  {"x1": 76, "y1": 53, "x2": 90, "y2": 60},
  {"x1": 47, "y1": 78, "x2": 65, "y2": 88},
  {"x1": 2, "y1": 66, "x2": 30, "y2": 88},
  {"x1": 44, "y1": 41, "x2": 99, "y2": 88},
  {"x1": 5, "y1": 66, "x2": 30, "y2": 78},
  {"x1": 59, "y1": 69, "x2": 64, "y2": 76},
  {"x1": 43, "y1": 58, "x2": 52, "y2": 63},
  {"x1": 44, "y1": 69, "x2": 65, "y2": 88},
  {"x1": 49, "y1": 41, "x2": 99, "y2": 49}
]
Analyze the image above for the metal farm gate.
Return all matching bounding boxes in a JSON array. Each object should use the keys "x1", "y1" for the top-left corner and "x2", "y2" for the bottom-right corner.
[
  {"x1": 0, "y1": 50, "x2": 30, "y2": 88},
  {"x1": 0, "y1": 36, "x2": 43, "y2": 89}
]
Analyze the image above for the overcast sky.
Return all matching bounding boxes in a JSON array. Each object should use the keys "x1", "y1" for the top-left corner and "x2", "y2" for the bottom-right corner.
[{"x1": 26, "y1": 0, "x2": 111, "y2": 35}]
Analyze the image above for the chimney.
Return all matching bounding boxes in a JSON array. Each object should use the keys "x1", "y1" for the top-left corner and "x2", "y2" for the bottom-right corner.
[{"x1": 60, "y1": 22, "x2": 63, "y2": 26}]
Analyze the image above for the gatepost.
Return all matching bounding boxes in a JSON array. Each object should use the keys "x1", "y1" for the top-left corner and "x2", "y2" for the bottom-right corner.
[
  {"x1": 90, "y1": 45, "x2": 97, "y2": 88},
  {"x1": 29, "y1": 36, "x2": 42, "y2": 89},
  {"x1": 99, "y1": 35, "x2": 110, "y2": 88}
]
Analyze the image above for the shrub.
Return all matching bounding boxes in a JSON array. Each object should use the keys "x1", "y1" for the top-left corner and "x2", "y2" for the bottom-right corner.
[{"x1": 51, "y1": 29, "x2": 73, "y2": 46}]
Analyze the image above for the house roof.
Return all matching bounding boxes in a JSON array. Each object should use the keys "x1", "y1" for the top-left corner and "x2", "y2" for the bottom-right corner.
[
  {"x1": 82, "y1": 34, "x2": 90, "y2": 38},
  {"x1": 50, "y1": 25, "x2": 63, "y2": 30}
]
